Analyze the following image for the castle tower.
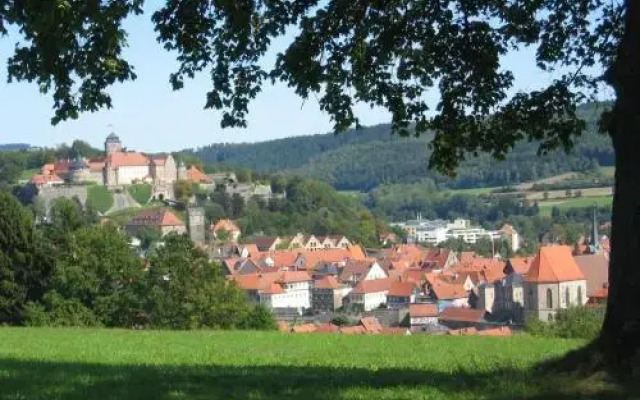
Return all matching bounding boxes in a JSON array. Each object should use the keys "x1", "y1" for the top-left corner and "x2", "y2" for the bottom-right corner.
[
  {"x1": 177, "y1": 160, "x2": 188, "y2": 181},
  {"x1": 105, "y1": 132, "x2": 123, "y2": 155},
  {"x1": 187, "y1": 207, "x2": 206, "y2": 246},
  {"x1": 590, "y1": 207, "x2": 600, "y2": 253}
]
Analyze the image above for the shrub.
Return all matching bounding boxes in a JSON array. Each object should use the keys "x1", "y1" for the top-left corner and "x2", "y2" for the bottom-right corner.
[
  {"x1": 525, "y1": 306, "x2": 603, "y2": 340},
  {"x1": 129, "y1": 184, "x2": 152, "y2": 205}
]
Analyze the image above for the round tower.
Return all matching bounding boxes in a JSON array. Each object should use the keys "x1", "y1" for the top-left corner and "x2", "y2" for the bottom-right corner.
[{"x1": 105, "y1": 132, "x2": 123, "y2": 155}]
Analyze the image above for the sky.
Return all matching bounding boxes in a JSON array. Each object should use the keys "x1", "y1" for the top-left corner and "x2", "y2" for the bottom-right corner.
[{"x1": 0, "y1": 2, "x2": 570, "y2": 153}]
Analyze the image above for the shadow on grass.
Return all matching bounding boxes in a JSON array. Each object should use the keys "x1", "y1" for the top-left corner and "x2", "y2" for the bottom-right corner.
[{"x1": 0, "y1": 358, "x2": 637, "y2": 400}]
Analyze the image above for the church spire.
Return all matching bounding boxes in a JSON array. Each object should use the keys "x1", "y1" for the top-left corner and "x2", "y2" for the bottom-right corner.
[{"x1": 591, "y1": 206, "x2": 600, "y2": 253}]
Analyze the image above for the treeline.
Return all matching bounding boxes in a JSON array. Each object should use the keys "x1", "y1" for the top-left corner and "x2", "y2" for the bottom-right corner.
[
  {"x1": 185, "y1": 102, "x2": 614, "y2": 192},
  {"x1": 0, "y1": 192, "x2": 276, "y2": 330}
]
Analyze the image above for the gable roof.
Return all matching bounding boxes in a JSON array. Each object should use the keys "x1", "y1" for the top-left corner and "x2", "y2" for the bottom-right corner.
[
  {"x1": 507, "y1": 257, "x2": 532, "y2": 275},
  {"x1": 429, "y1": 279, "x2": 468, "y2": 300},
  {"x1": 212, "y1": 219, "x2": 241, "y2": 233},
  {"x1": 259, "y1": 251, "x2": 297, "y2": 269},
  {"x1": 297, "y1": 248, "x2": 354, "y2": 270},
  {"x1": 187, "y1": 165, "x2": 213, "y2": 183},
  {"x1": 351, "y1": 278, "x2": 391, "y2": 294},
  {"x1": 439, "y1": 307, "x2": 485, "y2": 323},
  {"x1": 409, "y1": 303, "x2": 439, "y2": 318},
  {"x1": 339, "y1": 259, "x2": 384, "y2": 282},
  {"x1": 359, "y1": 317, "x2": 383, "y2": 333},
  {"x1": 388, "y1": 281, "x2": 416, "y2": 297},
  {"x1": 129, "y1": 209, "x2": 184, "y2": 227},
  {"x1": 525, "y1": 246, "x2": 586, "y2": 283},
  {"x1": 254, "y1": 236, "x2": 280, "y2": 251},
  {"x1": 314, "y1": 275, "x2": 341, "y2": 289},
  {"x1": 108, "y1": 152, "x2": 150, "y2": 167},
  {"x1": 279, "y1": 271, "x2": 312, "y2": 283},
  {"x1": 31, "y1": 173, "x2": 64, "y2": 185}
]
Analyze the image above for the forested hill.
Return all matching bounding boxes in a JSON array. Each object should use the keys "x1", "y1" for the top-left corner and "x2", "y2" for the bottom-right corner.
[
  {"x1": 0, "y1": 144, "x2": 31, "y2": 152},
  {"x1": 186, "y1": 102, "x2": 614, "y2": 191}
]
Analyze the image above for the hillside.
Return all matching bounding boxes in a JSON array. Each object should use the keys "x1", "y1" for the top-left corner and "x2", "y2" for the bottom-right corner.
[
  {"x1": 1, "y1": 328, "x2": 634, "y2": 399},
  {"x1": 186, "y1": 102, "x2": 614, "y2": 191},
  {"x1": 0, "y1": 143, "x2": 31, "y2": 152}
]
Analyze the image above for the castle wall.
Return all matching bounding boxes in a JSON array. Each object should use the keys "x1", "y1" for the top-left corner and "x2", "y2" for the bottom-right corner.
[{"x1": 35, "y1": 186, "x2": 88, "y2": 215}]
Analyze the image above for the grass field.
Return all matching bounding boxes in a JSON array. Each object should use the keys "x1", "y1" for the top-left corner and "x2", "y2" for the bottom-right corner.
[
  {"x1": 18, "y1": 168, "x2": 39, "y2": 181},
  {"x1": 445, "y1": 186, "x2": 503, "y2": 195},
  {"x1": 0, "y1": 328, "x2": 635, "y2": 399},
  {"x1": 600, "y1": 166, "x2": 616, "y2": 177},
  {"x1": 538, "y1": 196, "x2": 613, "y2": 216},
  {"x1": 87, "y1": 185, "x2": 114, "y2": 213},
  {"x1": 129, "y1": 184, "x2": 153, "y2": 205}
]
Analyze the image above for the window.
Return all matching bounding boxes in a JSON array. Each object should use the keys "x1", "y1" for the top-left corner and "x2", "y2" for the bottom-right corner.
[
  {"x1": 577, "y1": 286, "x2": 583, "y2": 304},
  {"x1": 565, "y1": 287, "x2": 571, "y2": 307},
  {"x1": 546, "y1": 288, "x2": 553, "y2": 309}
]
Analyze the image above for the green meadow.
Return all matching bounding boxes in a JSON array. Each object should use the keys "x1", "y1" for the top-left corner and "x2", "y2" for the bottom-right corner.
[
  {"x1": 0, "y1": 328, "x2": 635, "y2": 399},
  {"x1": 538, "y1": 196, "x2": 613, "y2": 216}
]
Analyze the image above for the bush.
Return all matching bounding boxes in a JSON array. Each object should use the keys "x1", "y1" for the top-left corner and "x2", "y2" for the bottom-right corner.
[
  {"x1": 525, "y1": 306, "x2": 603, "y2": 340},
  {"x1": 129, "y1": 184, "x2": 152, "y2": 205},
  {"x1": 87, "y1": 185, "x2": 114, "y2": 214},
  {"x1": 25, "y1": 292, "x2": 101, "y2": 327}
]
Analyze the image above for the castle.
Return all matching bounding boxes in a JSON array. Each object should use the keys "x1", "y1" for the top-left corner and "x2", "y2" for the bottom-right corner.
[{"x1": 37, "y1": 133, "x2": 188, "y2": 187}]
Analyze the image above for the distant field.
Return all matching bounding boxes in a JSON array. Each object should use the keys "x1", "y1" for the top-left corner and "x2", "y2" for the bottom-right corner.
[
  {"x1": 445, "y1": 186, "x2": 502, "y2": 195},
  {"x1": 1, "y1": 328, "x2": 633, "y2": 400},
  {"x1": 526, "y1": 187, "x2": 613, "y2": 200},
  {"x1": 538, "y1": 196, "x2": 613, "y2": 216},
  {"x1": 601, "y1": 166, "x2": 616, "y2": 177},
  {"x1": 129, "y1": 184, "x2": 152, "y2": 205},
  {"x1": 338, "y1": 190, "x2": 364, "y2": 198}
]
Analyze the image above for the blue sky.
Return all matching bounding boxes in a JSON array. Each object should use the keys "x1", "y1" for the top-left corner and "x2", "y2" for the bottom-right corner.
[{"x1": 0, "y1": 2, "x2": 572, "y2": 153}]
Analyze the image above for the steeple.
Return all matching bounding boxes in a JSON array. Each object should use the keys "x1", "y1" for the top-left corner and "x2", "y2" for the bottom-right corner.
[{"x1": 591, "y1": 207, "x2": 600, "y2": 253}]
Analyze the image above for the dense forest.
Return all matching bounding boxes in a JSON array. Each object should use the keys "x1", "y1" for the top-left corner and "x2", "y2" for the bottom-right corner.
[{"x1": 185, "y1": 102, "x2": 613, "y2": 191}]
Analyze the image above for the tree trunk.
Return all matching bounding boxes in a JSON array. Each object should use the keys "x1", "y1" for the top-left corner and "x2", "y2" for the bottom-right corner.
[{"x1": 600, "y1": 0, "x2": 640, "y2": 369}]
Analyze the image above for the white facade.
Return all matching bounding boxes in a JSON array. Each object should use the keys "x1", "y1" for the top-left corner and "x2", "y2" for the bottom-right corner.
[
  {"x1": 410, "y1": 316, "x2": 438, "y2": 326},
  {"x1": 115, "y1": 165, "x2": 149, "y2": 185},
  {"x1": 393, "y1": 218, "x2": 506, "y2": 246},
  {"x1": 260, "y1": 281, "x2": 311, "y2": 310},
  {"x1": 364, "y1": 263, "x2": 388, "y2": 280},
  {"x1": 348, "y1": 291, "x2": 388, "y2": 311}
]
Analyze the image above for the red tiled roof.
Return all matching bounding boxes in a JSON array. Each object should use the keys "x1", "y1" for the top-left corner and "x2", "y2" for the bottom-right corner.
[
  {"x1": 230, "y1": 272, "x2": 281, "y2": 291},
  {"x1": 477, "y1": 326, "x2": 512, "y2": 336},
  {"x1": 314, "y1": 275, "x2": 341, "y2": 289},
  {"x1": 439, "y1": 307, "x2": 485, "y2": 323},
  {"x1": 409, "y1": 303, "x2": 439, "y2": 318},
  {"x1": 591, "y1": 284, "x2": 609, "y2": 300},
  {"x1": 430, "y1": 279, "x2": 468, "y2": 300},
  {"x1": 574, "y1": 254, "x2": 608, "y2": 296},
  {"x1": 279, "y1": 271, "x2": 312, "y2": 283},
  {"x1": 380, "y1": 327, "x2": 410, "y2": 335},
  {"x1": 359, "y1": 317, "x2": 383, "y2": 333},
  {"x1": 351, "y1": 278, "x2": 392, "y2": 294},
  {"x1": 262, "y1": 282, "x2": 284, "y2": 294},
  {"x1": 388, "y1": 281, "x2": 416, "y2": 297},
  {"x1": 508, "y1": 257, "x2": 532, "y2": 275},
  {"x1": 186, "y1": 166, "x2": 213, "y2": 183},
  {"x1": 292, "y1": 323, "x2": 317, "y2": 333},
  {"x1": 129, "y1": 209, "x2": 184, "y2": 227},
  {"x1": 315, "y1": 323, "x2": 340, "y2": 333},
  {"x1": 41, "y1": 163, "x2": 55, "y2": 174},
  {"x1": 525, "y1": 246, "x2": 585, "y2": 283},
  {"x1": 30, "y1": 174, "x2": 64, "y2": 185},
  {"x1": 107, "y1": 152, "x2": 150, "y2": 167},
  {"x1": 242, "y1": 244, "x2": 261, "y2": 259},
  {"x1": 152, "y1": 156, "x2": 167, "y2": 166},
  {"x1": 277, "y1": 321, "x2": 289, "y2": 332},
  {"x1": 259, "y1": 251, "x2": 298, "y2": 269},
  {"x1": 340, "y1": 326, "x2": 366, "y2": 335},
  {"x1": 298, "y1": 248, "x2": 357, "y2": 271},
  {"x1": 212, "y1": 219, "x2": 241, "y2": 233}
]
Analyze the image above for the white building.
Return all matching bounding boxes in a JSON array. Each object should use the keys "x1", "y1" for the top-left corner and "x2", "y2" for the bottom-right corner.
[
  {"x1": 259, "y1": 271, "x2": 312, "y2": 311},
  {"x1": 393, "y1": 218, "x2": 518, "y2": 250},
  {"x1": 345, "y1": 278, "x2": 391, "y2": 311}
]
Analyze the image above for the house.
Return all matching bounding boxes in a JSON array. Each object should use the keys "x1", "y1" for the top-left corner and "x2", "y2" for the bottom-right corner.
[
  {"x1": 210, "y1": 219, "x2": 242, "y2": 242},
  {"x1": 425, "y1": 276, "x2": 469, "y2": 310},
  {"x1": 339, "y1": 259, "x2": 388, "y2": 285},
  {"x1": 292, "y1": 323, "x2": 317, "y2": 333},
  {"x1": 379, "y1": 232, "x2": 398, "y2": 246},
  {"x1": 289, "y1": 233, "x2": 352, "y2": 251},
  {"x1": 229, "y1": 272, "x2": 281, "y2": 303},
  {"x1": 185, "y1": 165, "x2": 213, "y2": 184},
  {"x1": 523, "y1": 246, "x2": 588, "y2": 322},
  {"x1": 340, "y1": 325, "x2": 366, "y2": 335},
  {"x1": 293, "y1": 248, "x2": 357, "y2": 271},
  {"x1": 259, "y1": 271, "x2": 312, "y2": 311},
  {"x1": 409, "y1": 303, "x2": 439, "y2": 328},
  {"x1": 126, "y1": 209, "x2": 186, "y2": 237},
  {"x1": 387, "y1": 281, "x2": 419, "y2": 308},
  {"x1": 238, "y1": 244, "x2": 261, "y2": 259},
  {"x1": 253, "y1": 236, "x2": 282, "y2": 252},
  {"x1": 312, "y1": 276, "x2": 351, "y2": 312},
  {"x1": 439, "y1": 307, "x2": 486, "y2": 330},
  {"x1": 477, "y1": 326, "x2": 512, "y2": 336},
  {"x1": 315, "y1": 323, "x2": 341, "y2": 333},
  {"x1": 258, "y1": 251, "x2": 298, "y2": 270},
  {"x1": 30, "y1": 173, "x2": 65, "y2": 187},
  {"x1": 223, "y1": 258, "x2": 260, "y2": 276},
  {"x1": 476, "y1": 271, "x2": 525, "y2": 323},
  {"x1": 345, "y1": 278, "x2": 391, "y2": 311}
]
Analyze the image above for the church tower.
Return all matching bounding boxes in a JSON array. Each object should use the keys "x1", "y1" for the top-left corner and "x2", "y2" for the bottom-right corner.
[
  {"x1": 177, "y1": 160, "x2": 188, "y2": 181},
  {"x1": 187, "y1": 207, "x2": 206, "y2": 246},
  {"x1": 105, "y1": 132, "x2": 123, "y2": 155}
]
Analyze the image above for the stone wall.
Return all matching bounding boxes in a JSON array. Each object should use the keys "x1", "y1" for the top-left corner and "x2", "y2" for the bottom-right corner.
[{"x1": 35, "y1": 185, "x2": 88, "y2": 215}]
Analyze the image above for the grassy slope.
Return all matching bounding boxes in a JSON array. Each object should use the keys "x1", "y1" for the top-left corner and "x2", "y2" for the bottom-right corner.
[
  {"x1": 0, "y1": 328, "x2": 633, "y2": 400},
  {"x1": 87, "y1": 186, "x2": 114, "y2": 214},
  {"x1": 129, "y1": 184, "x2": 152, "y2": 205}
]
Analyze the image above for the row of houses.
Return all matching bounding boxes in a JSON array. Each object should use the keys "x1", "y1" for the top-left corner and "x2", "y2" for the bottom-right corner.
[{"x1": 227, "y1": 239, "x2": 609, "y2": 332}]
